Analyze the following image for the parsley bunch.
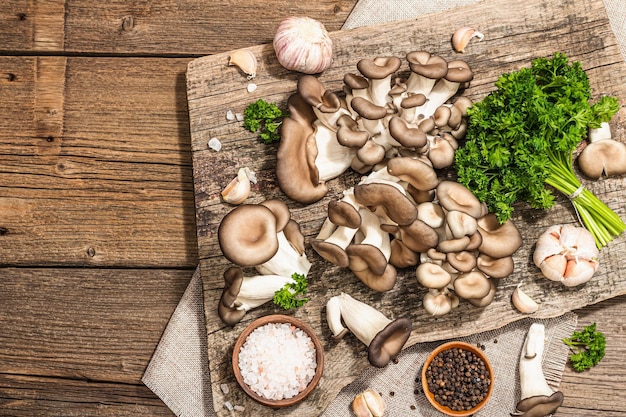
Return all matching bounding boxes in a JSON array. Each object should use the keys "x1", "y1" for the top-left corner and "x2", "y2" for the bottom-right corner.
[
  {"x1": 455, "y1": 52, "x2": 625, "y2": 248},
  {"x1": 243, "y1": 99, "x2": 288, "y2": 144},
  {"x1": 272, "y1": 272, "x2": 309, "y2": 310},
  {"x1": 563, "y1": 323, "x2": 606, "y2": 372}
]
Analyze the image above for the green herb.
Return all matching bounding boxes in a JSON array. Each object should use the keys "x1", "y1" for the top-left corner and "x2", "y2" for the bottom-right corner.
[
  {"x1": 273, "y1": 272, "x2": 309, "y2": 310},
  {"x1": 562, "y1": 322, "x2": 606, "y2": 372},
  {"x1": 243, "y1": 99, "x2": 288, "y2": 144},
  {"x1": 454, "y1": 52, "x2": 625, "y2": 248}
]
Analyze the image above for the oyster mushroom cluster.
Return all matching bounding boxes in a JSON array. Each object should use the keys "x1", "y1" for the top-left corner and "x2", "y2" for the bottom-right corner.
[
  {"x1": 276, "y1": 51, "x2": 474, "y2": 204},
  {"x1": 216, "y1": 199, "x2": 312, "y2": 325},
  {"x1": 312, "y1": 164, "x2": 523, "y2": 314}
]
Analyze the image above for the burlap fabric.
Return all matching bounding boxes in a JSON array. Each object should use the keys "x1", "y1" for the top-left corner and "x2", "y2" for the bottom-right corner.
[{"x1": 143, "y1": 1, "x2": 626, "y2": 416}]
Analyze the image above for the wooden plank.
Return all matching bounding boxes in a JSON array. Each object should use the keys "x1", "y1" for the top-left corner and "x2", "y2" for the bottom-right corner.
[
  {"x1": 0, "y1": 1, "x2": 358, "y2": 55},
  {"x1": 0, "y1": 374, "x2": 174, "y2": 417},
  {"x1": 187, "y1": 0, "x2": 626, "y2": 414},
  {"x1": 0, "y1": 268, "x2": 191, "y2": 383},
  {"x1": 0, "y1": 56, "x2": 197, "y2": 267}
]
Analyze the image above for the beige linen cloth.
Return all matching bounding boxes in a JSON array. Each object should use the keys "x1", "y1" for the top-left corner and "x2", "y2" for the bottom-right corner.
[{"x1": 142, "y1": 1, "x2": 626, "y2": 416}]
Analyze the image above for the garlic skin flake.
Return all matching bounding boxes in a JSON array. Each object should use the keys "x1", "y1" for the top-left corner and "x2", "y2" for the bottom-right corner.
[
  {"x1": 273, "y1": 16, "x2": 333, "y2": 74},
  {"x1": 221, "y1": 167, "x2": 255, "y2": 205},
  {"x1": 228, "y1": 49, "x2": 257, "y2": 79},
  {"x1": 533, "y1": 224, "x2": 599, "y2": 287}
]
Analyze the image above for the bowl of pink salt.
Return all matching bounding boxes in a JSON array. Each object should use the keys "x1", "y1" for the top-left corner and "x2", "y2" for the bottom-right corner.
[{"x1": 232, "y1": 314, "x2": 324, "y2": 408}]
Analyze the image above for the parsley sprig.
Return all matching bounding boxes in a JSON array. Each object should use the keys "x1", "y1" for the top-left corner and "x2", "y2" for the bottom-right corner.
[
  {"x1": 243, "y1": 99, "x2": 288, "y2": 144},
  {"x1": 272, "y1": 272, "x2": 309, "y2": 310},
  {"x1": 563, "y1": 323, "x2": 606, "y2": 372},
  {"x1": 455, "y1": 52, "x2": 625, "y2": 248}
]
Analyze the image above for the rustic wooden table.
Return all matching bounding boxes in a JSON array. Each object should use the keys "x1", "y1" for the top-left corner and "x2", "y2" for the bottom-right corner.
[{"x1": 0, "y1": 1, "x2": 624, "y2": 416}]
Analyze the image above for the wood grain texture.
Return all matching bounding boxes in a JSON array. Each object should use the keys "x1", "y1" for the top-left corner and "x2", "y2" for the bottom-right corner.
[
  {"x1": 0, "y1": 1, "x2": 358, "y2": 55},
  {"x1": 187, "y1": 0, "x2": 626, "y2": 414},
  {"x1": 0, "y1": 267, "x2": 191, "y2": 415},
  {"x1": 0, "y1": 56, "x2": 198, "y2": 267}
]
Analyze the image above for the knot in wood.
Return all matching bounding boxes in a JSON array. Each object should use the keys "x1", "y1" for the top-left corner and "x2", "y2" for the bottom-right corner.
[{"x1": 121, "y1": 15, "x2": 135, "y2": 32}]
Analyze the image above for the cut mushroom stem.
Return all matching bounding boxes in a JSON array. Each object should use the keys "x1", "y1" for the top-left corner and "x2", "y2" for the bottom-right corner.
[
  {"x1": 511, "y1": 323, "x2": 564, "y2": 417},
  {"x1": 326, "y1": 293, "x2": 412, "y2": 367},
  {"x1": 257, "y1": 229, "x2": 312, "y2": 277}
]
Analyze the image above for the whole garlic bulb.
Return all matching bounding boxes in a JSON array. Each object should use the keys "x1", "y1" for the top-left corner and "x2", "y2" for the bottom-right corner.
[{"x1": 273, "y1": 16, "x2": 333, "y2": 74}]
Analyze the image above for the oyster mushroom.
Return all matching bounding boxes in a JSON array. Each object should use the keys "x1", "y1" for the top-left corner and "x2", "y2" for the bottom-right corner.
[
  {"x1": 325, "y1": 292, "x2": 412, "y2": 367},
  {"x1": 511, "y1": 323, "x2": 564, "y2": 417}
]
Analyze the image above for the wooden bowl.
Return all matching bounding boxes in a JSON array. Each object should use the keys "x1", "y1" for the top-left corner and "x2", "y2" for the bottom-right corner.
[
  {"x1": 421, "y1": 341, "x2": 494, "y2": 416},
  {"x1": 232, "y1": 314, "x2": 324, "y2": 408}
]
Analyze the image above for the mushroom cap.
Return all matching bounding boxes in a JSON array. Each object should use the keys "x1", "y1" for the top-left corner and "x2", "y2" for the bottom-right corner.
[
  {"x1": 356, "y1": 139, "x2": 387, "y2": 165},
  {"x1": 351, "y1": 96, "x2": 389, "y2": 120},
  {"x1": 276, "y1": 93, "x2": 328, "y2": 203},
  {"x1": 476, "y1": 213, "x2": 523, "y2": 258},
  {"x1": 259, "y1": 199, "x2": 291, "y2": 232},
  {"x1": 515, "y1": 392, "x2": 564, "y2": 417},
  {"x1": 311, "y1": 239, "x2": 350, "y2": 267},
  {"x1": 336, "y1": 114, "x2": 369, "y2": 148},
  {"x1": 283, "y1": 218, "x2": 306, "y2": 255},
  {"x1": 381, "y1": 219, "x2": 439, "y2": 253},
  {"x1": 346, "y1": 243, "x2": 389, "y2": 276},
  {"x1": 444, "y1": 60, "x2": 473, "y2": 83},
  {"x1": 407, "y1": 184, "x2": 435, "y2": 204},
  {"x1": 416, "y1": 262, "x2": 452, "y2": 289},
  {"x1": 423, "y1": 289, "x2": 458, "y2": 316},
  {"x1": 349, "y1": 258, "x2": 398, "y2": 292},
  {"x1": 357, "y1": 56, "x2": 402, "y2": 80},
  {"x1": 297, "y1": 75, "x2": 341, "y2": 113},
  {"x1": 453, "y1": 270, "x2": 491, "y2": 299},
  {"x1": 446, "y1": 251, "x2": 477, "y2": 272},
  {"x1": 389, "y1": 116, "x2": 428, "y2": 148},
  {"x1": 437, "y1": 235, "x2": 471, "y2": 253},
  {"x1": 433, "y1": 106, "x2": 451, "y2": 127},
  {"x1": 477, "y1": 253, "x2": 514, "y2": 278},
  {"x1": 218, "y1": 267, "x2": 246, "y2": 326},
  {"x1": 417, "y1": 202, "x2": 446, "y2": 229},
  {"x1": 328, "y1": 200, "x2": 362, "y2": 229},
  {"x1": 401, "y1": 93, "x2": 428, "y2": 109},
  {"x1": 466, "y1": 230, "x2": 484, "y2": 251},
  {"x1": 466, "y1": 279, "x2": 496, "y2": 307},
  {"x1": 354, "y1": 182, "x2": 418, "y2": 226},
  {"x1": 406, "y1": 51, "x2": 448, "y2": 79},
  {"x1": 218, "y1": 204, "x2": 279, "y2": 266},
  {"x1": 343, "y1": 73, "x2": 370, "y2": 90},
  {"x1": 436, "y1": 181, "x2": 484, "y2": 218},
  {"x1": 428, "y1": 136, "x2": 457, "y2": 169},
  {"x1": 387, "y1": 157, "x2": 440, "y2": 192},
  {"x1": 389, "y1": 239, "x2": 420, "y2": 268},
  {"x1": 367, "y1": 317, "x2": 412, "y2": 368},
  {"x1": 446, "y1": 210, "x2": 478, "y2": 239},
  {"x1": 578, "y1": 139, "x2": 626, "y2": 179}
]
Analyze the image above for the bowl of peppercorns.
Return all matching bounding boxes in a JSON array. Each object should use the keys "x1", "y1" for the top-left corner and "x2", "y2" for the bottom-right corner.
[{"x1": 421, "y1": 341, "x2": 494, "y2": 416}]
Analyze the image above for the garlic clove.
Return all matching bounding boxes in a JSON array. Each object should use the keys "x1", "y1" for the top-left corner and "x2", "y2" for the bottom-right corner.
[
  {"x1": 451, "y1": 27, "x2": 484, "y2": 53},
  {"x1": 352, "y1": 393, "x2": 374, "y2": 417},
  {"x1": 228, "y1": 49, "x2": 257, "y2": 79},
  {"x1": 362, "y1": 389, "x2": 386, "y2": 417},
  {"x1": 512, "y1": 282, "x2": 539, "y2": 314},
  {"x1": 221, "y1": 167, "x2": 254, "y2": 204}
]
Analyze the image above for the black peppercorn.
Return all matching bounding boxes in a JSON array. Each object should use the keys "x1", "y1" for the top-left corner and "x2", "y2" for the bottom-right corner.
[{"x1": 425, "y1": 347, "x2": 491, "y2": 411}]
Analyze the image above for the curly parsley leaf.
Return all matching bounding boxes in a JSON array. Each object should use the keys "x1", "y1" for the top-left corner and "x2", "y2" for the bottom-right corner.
[
  {"x1": 243, "y1": 99, "x2": 288, "y2": 144},
  {"x1": 273, "y1": 272, "x2": 309, "y2": 310},
  {"x1": 562, "y1": 323, "x2": 606, "y2": 372}
]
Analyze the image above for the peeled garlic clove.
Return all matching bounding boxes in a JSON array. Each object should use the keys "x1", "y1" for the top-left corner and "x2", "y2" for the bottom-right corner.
[
  {"x1": 221, "y1": 167, "x2": 253, "y2": 204},
  {"x1": 451, "y1": 27, "x2": 484, "y2": 53},
  {"x1": 512, "y1": 282, "x2": 539, "y2": 314},
  {"x1": 228, "y1": 49, "x2": 257, "y2": 79}
]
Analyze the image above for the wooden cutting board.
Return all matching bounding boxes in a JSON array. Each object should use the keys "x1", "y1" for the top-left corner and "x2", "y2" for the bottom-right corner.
[{"x1": 186, "y1": 0, "x2": 626, "y2": 414}]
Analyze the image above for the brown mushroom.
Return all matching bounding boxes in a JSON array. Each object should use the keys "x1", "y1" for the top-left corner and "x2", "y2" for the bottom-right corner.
[
  {"x1": 453, "y1": 270, "x2": 491, "y2": 299},
  {"x1": 387, "y1": 156, "x2": 440, "y2": 191},
  {"x1": 446, "y1": 251, "x2": 477, "y2": 272},
  {"x1": 389, "y1": 239, "x2": 420, "y2": 268},
  {"x1": 356, "y1": 56, "x2": 402, "y2": 106},
  {"x1": 578, "y1": 138, "x2": 626, "y2": 179},
  {"x1": 354, "y1": 182, "x2": 417, "y2": 226},
  {"x1": 389, "y1": 116, "x2": 428, "y2": 148},
  {"x1": 416, "y1": 262, "x2": 452, "y2": 289},
  {"x1": 436, "y1": 181, "x2": 484, "y2": 218},
  {"x1": 477, "y1": 253, "x2": 515, "y2": 278},
  {"x1": 476, "y1": 213, "x2": 523, "y2": 259}
]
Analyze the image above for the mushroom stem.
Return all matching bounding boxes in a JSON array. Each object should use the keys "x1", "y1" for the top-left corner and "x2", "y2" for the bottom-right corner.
[
  {"x1": 313, "y1": 121, "x2": 357, "y2": 182},
  {"x1": 587, "y1": 121, "x2": 611, "y2": 143},
  {"x1": 330, "y1": 292, "x2": 391, "y2": 346},
  {"x1": 355, "y1": 208, "x2": 391, "y2": 260},
  {"x1": 326, "y1": 295, "x2": 349, "y2": 339},
  {"x1": 512, "y1": 323, "x2": 564, "y2": 417},
  {"x1": 235, "y1": 274, "x2": 297, "y2": 311},
  {"x1": 256, "y1": 230, "x2": 312, "y2": 277}
]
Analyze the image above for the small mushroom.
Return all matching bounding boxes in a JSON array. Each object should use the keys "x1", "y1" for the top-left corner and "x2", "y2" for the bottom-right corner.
[
  {"x1": 389, "y1": 239, "x2": 420, "y2": 268},
  {"x1": 466, "y1": 279, "x2": 496, "y2": 307},
  {"x1": 436, "y1": 181, "x2": 484, "y2": 218},
  {"x1": 354, "y1": 181, "x2": 417, "y2": 226},
  {"x1": 356, "y1": 56, "x2": 402, "y2": 107},
  {"x1": 578, "y1": 122, "x2": 626, "y2": 179},
  {"x1": 476, "y1": 213, "x2": 523, "y2": 259},
  {"x1": 404, "y1": 51, "x2": 449, "y2": 97},
  {"x1": 453, "y1": 270, "x2": 491, "y2": 300},
  {"x1": 218, "y1": 267, "x2": 297, "y2": 325},
  {"x1": 416, "y1": 262, "x2": 452, "y2": 289},
  {"x1": 446, "y1": 251, "x2": 477, "y2": 272},
  {"x1": 386, "y1": 156, "x2": 440, "y2": 192},
  {"x1": 326, "y1": 293, "x2": 412, "y2": 368},
  {"x1": 476, "y1": 253, "x2": 514, "y2": 278},
  {"x1": 511, "y1": 323, "x2": 564, "y2": 417},
  {"x1": 423, "y1": 288, "x2": 459, "y2": 316}
]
